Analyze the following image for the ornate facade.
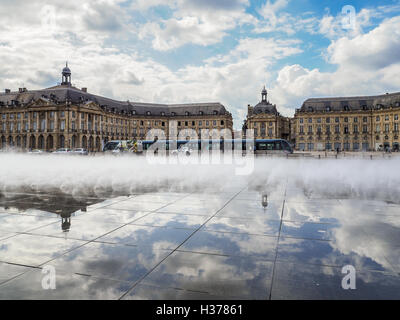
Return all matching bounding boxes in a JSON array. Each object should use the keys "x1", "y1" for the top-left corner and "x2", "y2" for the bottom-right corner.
[
  {"x1": 243, "y1": 87, "x2": 290, "y2": 140},
  {"x1": 293, "y1": 93, "x2": 400, "y2": 152},
  {"x1": 0, "y1": 65, "x2": 233, "y2": 152}
]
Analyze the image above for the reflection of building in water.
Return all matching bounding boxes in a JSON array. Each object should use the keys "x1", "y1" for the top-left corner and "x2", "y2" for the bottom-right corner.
[
  {"x1": 0, "y1": 192, "x2": 104, "y2": 232},
  {"x1": 262, "y1": 194, "x2": 268, "y2": 208},
  {"x1": 61, "y1": 212, "x2": 71, "y2": 232}
]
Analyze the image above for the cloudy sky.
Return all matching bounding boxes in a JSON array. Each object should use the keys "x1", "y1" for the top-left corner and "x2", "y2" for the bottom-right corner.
[{"x1": 0, "y1": 0, "x2": 400, "y2": 128}]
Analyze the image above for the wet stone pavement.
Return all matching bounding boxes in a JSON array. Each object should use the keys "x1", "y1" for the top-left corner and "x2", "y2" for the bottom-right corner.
[{"x1": 0, "y1": 182, "x2": 399, "y2": 300}]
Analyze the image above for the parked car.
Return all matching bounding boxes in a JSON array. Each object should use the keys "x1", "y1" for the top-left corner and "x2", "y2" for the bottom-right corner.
[
  {"x1": 28, "y1": 149, "x2": 45, "y2": 154},
  {"x1": 52, "y1": 148, "x2": 72, "y2": 154},
  {"x1": 72, "y1": 148, "x2": 88, "y2": 155}
]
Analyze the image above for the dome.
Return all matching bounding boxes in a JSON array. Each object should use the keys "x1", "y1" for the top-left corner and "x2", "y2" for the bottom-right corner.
[{"x1": 62, "y1": 63, "x2": 71, "y2": 74}]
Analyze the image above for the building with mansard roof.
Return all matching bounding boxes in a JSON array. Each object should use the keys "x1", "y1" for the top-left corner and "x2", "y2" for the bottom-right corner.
[
  {"x1": 293, "y1": 92, "x2": 400, "y2": 152},
  {"x1": 243, "y1": 86, "x2": 290, "y2": 140},
  {"x1": 0, "y1": 64, "x2": 233, "y2": 151}
]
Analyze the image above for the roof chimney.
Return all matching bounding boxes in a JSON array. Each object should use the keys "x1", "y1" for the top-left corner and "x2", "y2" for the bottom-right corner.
[
  {"x1": 5, "y1": 89, "x2": 10, "y2": 94},
  {"x1": 19, "y1": 88, "x2": 23, "y2": 93},
  {"x1": 82, "y1": 87, "x2": 87, "y2": 93}
]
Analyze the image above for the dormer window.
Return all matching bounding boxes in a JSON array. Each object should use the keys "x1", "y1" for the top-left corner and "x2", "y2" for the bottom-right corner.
[
  {"x1": 171, "y1": 112, "x2": 176, "y2": 116},
  {"x1": 308, "y1": 106, "x2": 313, "y2": 112},
  {"x1": 146, "y1": 111, "x2": 151, "y2": 116},
  {"x1": 132, "y1": 110, "x2": 136, "y2": 115},
  {"x1": 213, "y1": 110, "x2": 218, "y2": 115},
  {"x1": 343, "y1": 105, "x2": 349, "y2": 111},
  {"x1": 185, "y1": 111, "x2": 189, "y2": 116},
  {"x1": 326, "y1": 106, "x2": 331, "y2": 112},
  {"x1": 199, "y1": 111, "x2": 203, "y2": 115},
  {"x1": 161, "y1": 112, "x2": 165, "y2": 116}
]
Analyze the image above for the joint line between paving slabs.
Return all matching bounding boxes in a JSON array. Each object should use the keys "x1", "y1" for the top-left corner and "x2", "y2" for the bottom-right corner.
[
  {"x1": 268, "y1": 180, "x2": 287, "y2": 300},
  {"x1": 0, "y1": 192, "x2": 195, "y2": 289},
  {"x1": 118, "y1": 187, "x2": 247, "y2": 300}
]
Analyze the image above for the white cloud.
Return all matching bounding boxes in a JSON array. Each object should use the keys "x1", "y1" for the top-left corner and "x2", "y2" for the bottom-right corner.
[
  {"x1": 137, "y1": 0, "x2": 253, "y2": 51},
  {"x1": 271, "y1": 16, "x2": 400, "y2": 111}
]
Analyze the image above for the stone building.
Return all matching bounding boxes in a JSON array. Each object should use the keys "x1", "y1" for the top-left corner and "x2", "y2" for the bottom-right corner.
[
  {"x1": 293, "y1": 92, "x2": 400, "y2": 151},
  {"x1": 243, "y1": 86, "x2": 290, "y2": 140},
  {"x1": 0, "y1": 65, "x2": 233, "y2": 152}
]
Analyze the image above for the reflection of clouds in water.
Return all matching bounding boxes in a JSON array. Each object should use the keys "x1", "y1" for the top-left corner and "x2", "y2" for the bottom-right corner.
[
  {"x1": 0, "y1": 269, "x2": 130, "y2": 299},
  {"x1": 50, "y1": 242, "x2": 171, "y2": 282},
  {"x1": 284, "y1": 201, "x2": 400, "y2": 274},
  {"x1": 148, "y1": 252, "x2": 273, "y2": 297}
]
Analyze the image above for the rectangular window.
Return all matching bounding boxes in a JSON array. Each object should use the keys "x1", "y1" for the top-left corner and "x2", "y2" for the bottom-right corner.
[
  {"x1": 299, "y1": 126, "x2": 304, "y2": 133},
  {"x1": 325, "y1": 143, "x2": 332, "y2": 150},
  {"x1": 326, "y1": 117, "x2": 330, "y2": 123},
  {"x1": 354, "y1": 117, "x2": 358, "y2": 123},
  {"x1": 308, "y1": 118, "x2": 312, "y2": 123},
  {"x1": 385, "y1": 124, "x2": 389, "y2": 132},
  {"x1": 199, "y1": 121, "x2": 202, "y2": 126},
  {"x1": 335, "y1": 117, "x2": 339, "y2": 123},
  {"x1": 363, "y1": 117, "x2": 368, "y2": 123},
  {"x1": 50, "y1": 120, "x2": 54, "y2": 130},
  {"x1": 395, "y1": 123, "x2": 399, "y2": 131},
  {"x1": 376, "y1": 124, "x2": 380, "y2": 132},
  {"x1": 335, "y1": 125, "x2": 340, "y2": 133},
  {"x1": 317, "y1": 118, "x2": 321, "y2": 123},
  {"x1": 299, "y1": 118, "x2": 303, "y2": 124},
  {"x1": 363, "y1": 125, "x2": 368, "y2": 133},
  {"x1": 308, "y1": 125, "x2": 312, "y2": 133},
  {"x1": 60, "y1": 120, "x2": 65, "y2": 130},
  {"x1": 395, "y1": 114, "x2": 398, "y2": 120},
  {"x1": 326, "y1": 125, "x2": 330, "y2": 134},
  {"x1": 353, "y1": 125, "x2": 358, "y2": 133}
]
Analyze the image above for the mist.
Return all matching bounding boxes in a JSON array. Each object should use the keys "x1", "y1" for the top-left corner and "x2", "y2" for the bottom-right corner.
[{"x1": 0, "y1": 153, "x2": 399, "y2": 203}]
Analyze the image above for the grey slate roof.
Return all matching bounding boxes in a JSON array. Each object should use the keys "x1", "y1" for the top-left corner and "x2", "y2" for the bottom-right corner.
[
  {"x1": 0, "y1": 85, "x2": 230, "y2": 117},
  {"x1": 253, "y1": 100, "x2": 279, "y2": 115},
  {"x1": 299, "y1": 92, "x2": 400, "y2": 112}
]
